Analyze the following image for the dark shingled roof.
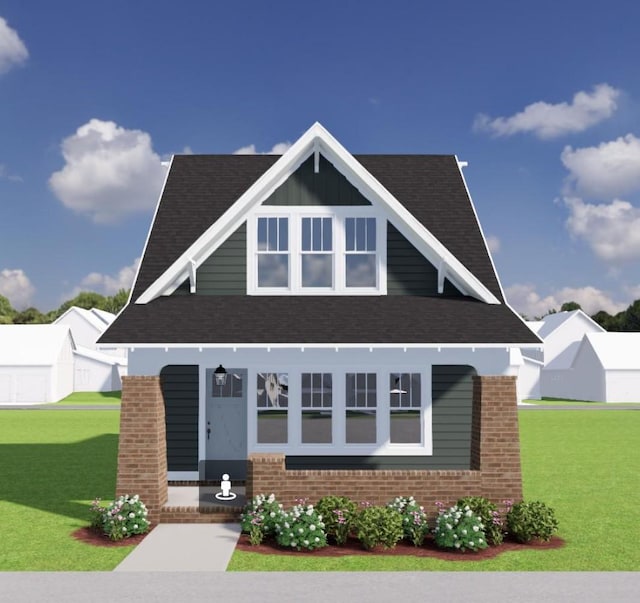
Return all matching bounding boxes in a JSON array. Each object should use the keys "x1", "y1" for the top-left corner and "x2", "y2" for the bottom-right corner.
[
  {"x1": 101, "y1": 153, "x2": 541, "y2": 346},
  {"x1": 100, "y1": 295, "x2": 540, "y2": 345}
]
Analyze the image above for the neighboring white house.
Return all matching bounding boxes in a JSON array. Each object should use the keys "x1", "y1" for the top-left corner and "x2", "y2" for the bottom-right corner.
[
  {"x1": 542, "y1": 332, "x2": 640, "y2": 403},
  {"x1": 53, "y1": 306, "x2": 127, "y2": 391},
  {"x1": 0, "y1": 325, "x2": 75, "y2": 404}
]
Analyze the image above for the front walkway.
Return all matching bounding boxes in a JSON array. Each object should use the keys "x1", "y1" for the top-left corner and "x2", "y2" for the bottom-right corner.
[{"x1": 114, "y1": 523, "x2": 241, "y2": 571}]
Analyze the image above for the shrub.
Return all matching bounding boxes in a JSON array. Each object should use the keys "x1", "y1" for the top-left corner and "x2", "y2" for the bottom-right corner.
[
  {"x1": 506, "y1": 500, "x2": 559, "y2": 543},
  {"x1": 433, "y1": 504, "x2": 487, "y2": 552},
  {"x1": 315, "y1": 495, "x2": 357, "y2": 545},
  {"x1": 240, "y1": 493, "x2": 284, "y2": 545},
  {"x1": 90, "y1": 494, "x2": 150, "y2": 541},
  {"x1": 355, "y1": 505, "x2": 404, "y2": 550},
  {"x1": 457, "y1": 496, "x2": 504, "y2": 545},
  {"x1": 387, "y1": 496, "x2": 430, "y2": 546},
  {"x1": 274, "y1": 500, "x2": 327, "y2": 551}
]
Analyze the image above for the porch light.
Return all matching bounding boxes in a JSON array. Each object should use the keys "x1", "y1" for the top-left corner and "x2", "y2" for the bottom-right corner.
[{"x1": 214, "y1": 364, "x2": 227, "y2": 386}]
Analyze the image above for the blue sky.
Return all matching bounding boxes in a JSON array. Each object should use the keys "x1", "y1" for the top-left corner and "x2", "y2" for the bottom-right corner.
[{"x1": 1, "y1": 0, "x2": 640, "y2": 318}]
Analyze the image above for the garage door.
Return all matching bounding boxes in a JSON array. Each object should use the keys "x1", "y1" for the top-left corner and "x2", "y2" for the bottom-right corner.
[
  {"x1": 16, "y1": 375, "x2": 48, "y2": 403},
  {"x1": 0, "y1": 375, "x2": 11, "y2": 403}
]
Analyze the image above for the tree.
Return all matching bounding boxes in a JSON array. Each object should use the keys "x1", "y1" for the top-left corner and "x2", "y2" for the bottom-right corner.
[
  {"x1": 0, "y1": 295, "x2": 16, "y2": 323},
  {"x1": 54, "y1": 291, "x2": 108, "y2": 320},
  {"x1": 591, "y1": 310, "x2": 612, "y2": 331},
  {"x1": 104, "y1": 289, "x2": 130, "y2": 314},
  {"x1": 13, "y1": 307, "x2": 47, "y2": 324},
  {"x1": 560, "y1": 301, "x2": 581, "y2": 312},
  {"x1": 621, "y1": 300, "x2": 640, "y2": 331}
]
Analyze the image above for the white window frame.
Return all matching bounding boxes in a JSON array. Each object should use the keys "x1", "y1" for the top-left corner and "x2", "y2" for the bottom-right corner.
[
  {"x1": 247, "y1": 206, "x2": 387, "y2": 295},
  {"x1": 247, "y1": 364, "x2": 431, "y2": 456}
]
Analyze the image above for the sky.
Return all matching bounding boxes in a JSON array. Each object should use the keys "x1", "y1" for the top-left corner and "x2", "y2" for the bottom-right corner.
[{"x1": 1, "y1": 0, "x2": 640, "y2": 319}]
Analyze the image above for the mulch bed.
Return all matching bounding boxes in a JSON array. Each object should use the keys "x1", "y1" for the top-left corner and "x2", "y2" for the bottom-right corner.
[
  {"x1": 235, "y1": 533, "x2": 565, "y2": 561},
  {"x1": 71, "y1": 526, "x2": 154, "y2": 547}
]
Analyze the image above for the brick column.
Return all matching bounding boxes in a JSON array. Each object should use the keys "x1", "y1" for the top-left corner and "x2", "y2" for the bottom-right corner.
[
  {"x1": 471, "y1": 375, "x2": 523, "y2": 503},
  {"x1": 116, "y1": 376, "x2": 167, "y2": 525}
]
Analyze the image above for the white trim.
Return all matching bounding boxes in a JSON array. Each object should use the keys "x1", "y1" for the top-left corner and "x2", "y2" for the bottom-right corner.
[
  {"x1": 116, "y1": 342, "x2": 544, "y2": 350},
  {"x1": 247, "y1": 206, "x2": 387, "y2": 295},
  {"x1": 135, "y1": 123, "x2": 499, "y2": 305}
]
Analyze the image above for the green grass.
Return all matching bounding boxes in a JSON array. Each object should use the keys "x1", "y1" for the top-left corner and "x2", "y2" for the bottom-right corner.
[
  {"x1": 227, "y1": 410, "x2": 640, "y2": 571},
  {"x1": 0, "y1": 410, "x2": 133, "y2": 570},
  {"x1": 56, "y1": 391, "x2": 121, "y2": 405},
  {"x1": 524, "y1": 397, "x2": 640, "y2": 406}
]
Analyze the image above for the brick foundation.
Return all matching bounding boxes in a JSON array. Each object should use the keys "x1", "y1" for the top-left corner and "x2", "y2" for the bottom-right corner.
[
  {"x1": 247, "y1": 375, "x2": 522, "y2": 508},
  {"x1": 115, "y1": 376, "x2": 168, "y2": 525}
]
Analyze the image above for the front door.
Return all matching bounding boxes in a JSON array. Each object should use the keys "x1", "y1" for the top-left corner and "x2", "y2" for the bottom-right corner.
[{"x1": 205, "y1": 368, "x2": 247, "y2": 481}]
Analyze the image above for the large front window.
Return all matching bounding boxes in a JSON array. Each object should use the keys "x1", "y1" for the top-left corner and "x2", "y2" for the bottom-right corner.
[{"x1": 251, "y1": 210, "x2": 384, "y2": 293}]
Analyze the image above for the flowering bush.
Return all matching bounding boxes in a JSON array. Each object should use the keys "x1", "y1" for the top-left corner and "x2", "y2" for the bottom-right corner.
[
  {"x1": 457, "y1": 496, "x2": 505, "y2": 545},
  {"x1": 387, "y1": 496, "x2": 430, "y2": 546},
  {"x1": 240, "y1": 493, "x2": 284, "y2": 545},
  {"x1": 90, "y1": 494, "x2": 150, "y2": 541},
  {"x1": 433, "y1": 503, "x2": 487, "y2": 552},
  {"x1": 354, "y1": 505, "x2": 404, "y2": 550},
  {"x1": 315, "y1": 495, "x2": 357, "y2": 545},
  {"x1": 274, "y1": 499, "x2": 327, "y2": 551},
  {"x1": 506, "y1": 500, "x2": 559, "y2": 543}
]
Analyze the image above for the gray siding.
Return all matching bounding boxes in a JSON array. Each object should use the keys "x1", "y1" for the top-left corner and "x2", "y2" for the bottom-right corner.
[
  {"x1": 160, "y1": 365, "x2": 199, "y2": 471},
  {"x1": 286, "y1": 364, "x2": 476, "y2": 471},
  {"x1": 264, "y1": 155, "x2": 371, "y2": 206},
  {"x1": 196, "y1": 222, "x2": 246, "y2": 295},
  {"x1": 387, "y1": 222, "x2": 463, "y2": 297}
]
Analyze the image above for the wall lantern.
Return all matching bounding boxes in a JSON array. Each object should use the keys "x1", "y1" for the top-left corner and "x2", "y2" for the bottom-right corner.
[{"x1": 214, "y1": 364, "x2": 228, "y2": 386}]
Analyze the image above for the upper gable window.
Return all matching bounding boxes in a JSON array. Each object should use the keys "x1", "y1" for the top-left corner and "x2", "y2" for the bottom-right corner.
[{"x1": 249, "y1": 208, "x2": 386, "y2": 295}]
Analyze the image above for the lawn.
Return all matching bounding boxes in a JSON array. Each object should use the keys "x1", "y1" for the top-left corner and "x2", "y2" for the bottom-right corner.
[
  {"x1": 1, "y1": 408, "x2": 638, "y2": 571},
  {"x1": 56, "y1": 391, "x2": 121, "y2": 405},
  {"x1": 0, "y1": 410, "x2": 133, "y2": 571},
  {"x1": 227, "y1": 410, "x2": 640, "y2": 571},
  {"x1": 523, "y1": 397, "x2": 640, "y2": 407}
]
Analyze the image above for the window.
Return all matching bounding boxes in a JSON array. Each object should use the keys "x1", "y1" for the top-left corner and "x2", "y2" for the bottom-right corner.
[
  {"x1": 301, "y1": 217, "x2": 333, "y2": 287},
  {"x1": 257, "y1": 217, "x2": 289, "y2": 287},
  {"x1": 251, "y1": 211, "x2": 384, "y2": 294},
  {"x1": 256, "y1": 372, "x2": 288, "y2": 443},
  {"x1": 345, "y1": 372, "x2": 377, "y2": 443},
  {"x1": 345, "y1": 217, "x2": 376, "y2": 287},
  {"x1": 301, "y1": 372, "x2": 332, "y2": 443},
  {"x1": 390, "y1": 373, "x2": 421, "y2": 443}
]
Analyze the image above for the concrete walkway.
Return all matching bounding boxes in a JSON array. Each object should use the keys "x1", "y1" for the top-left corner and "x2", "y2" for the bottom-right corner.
[{"x1": 114, "y1": 523, "x2": 241, "y2": 572}]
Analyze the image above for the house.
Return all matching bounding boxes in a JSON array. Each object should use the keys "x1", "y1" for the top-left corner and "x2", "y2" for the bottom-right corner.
[
  {"x1": 542, "y1": 332, "x2": 640, "y2": 403},
  {"x1": 99, "y1": 122, "x2": 542, "y2": 522},
  {"x1": 525, "y1": 310, "x2": 605, "y2": 399},
  {"x1": 0, "y1": 325, "x2": 74, "y2": 404},
  {"x1": 54, "y1": 306, "x2": 127, "y2": 392}
]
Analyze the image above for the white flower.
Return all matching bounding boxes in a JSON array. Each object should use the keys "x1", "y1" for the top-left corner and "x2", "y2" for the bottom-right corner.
[
  {"x1": 454, "y1": 542, "x2": 460, "y2": 549},
  {"x1": 133, "y1": 524, "x2": 138, "y2": 529},
  {"x1": 304, "y1": 540, "x2": 309, "y2": 546},
  {"x1": 315, "y1": 537, "x2": 319, "y2": 542},
  {"x1": 469, "y1": 541, "x2": 474, "y2": 547},
  {"x1": 306, "y1": 509, "x2": 313, "y2": 516},
  {"x1": 473, "y1": 525, "x2": 479, "y2": 532},
  {"x1": 129, "y1": 512, "x2": 135, "y2": 519},
  {"x1": 298, "y1": 528, "x2": 304, "y2": 534},
  {"x1": 270, "y1": 512, "x2": 275, "y2": 518},
  {"x1": 310, "y1": 525, "x2": 315, "y2": 531},
  {"x1": 462, "y1": 529, "x2": 467, "y2": 535},
  {"x1": 284, "y1": 522, "x2": 290, "y2": 529},
  {"x1": 466, "y1": 510, "x2": 473, "y2": 517}
]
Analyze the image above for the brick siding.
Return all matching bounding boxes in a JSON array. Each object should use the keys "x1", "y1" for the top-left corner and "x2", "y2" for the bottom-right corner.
[{"x1": 115, "y1": 376, "x2": 168, "y2": 525}]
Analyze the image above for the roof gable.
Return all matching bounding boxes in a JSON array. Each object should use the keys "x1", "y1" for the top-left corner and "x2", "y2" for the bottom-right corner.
[
  {"x1": 54, "y1": 306, "x2": 108, "y2": 333},
  {"x1": 583, "y1": 332, "x2": 640, "y2": 369},
  {"x1": 0, "y1": 325, "x2": 75, "y2": 365},
  {"x1": 134, "y1": 123, "x2": 501, "y2": 305}
]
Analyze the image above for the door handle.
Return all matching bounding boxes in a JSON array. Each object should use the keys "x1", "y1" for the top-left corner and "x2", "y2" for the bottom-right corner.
[{"x1": 207, "y1": 421, "x2": 211, "y2": 440}]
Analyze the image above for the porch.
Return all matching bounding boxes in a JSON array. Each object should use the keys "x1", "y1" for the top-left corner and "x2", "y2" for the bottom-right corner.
[{"x1": 160, "y1": 483, "x2": 246, "y2": 523}]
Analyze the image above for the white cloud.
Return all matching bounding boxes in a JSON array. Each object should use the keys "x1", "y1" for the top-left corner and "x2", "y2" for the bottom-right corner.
[
  {"x1": 561, "y1": 134, "x2": 640, "y2": 199},
  {"x1": 486, "y1": 235, "x2": 500, "y2": 254},
  {"x1": 233, "y1": 141, "x2": 291, "y2": 155},
  {"x1": 474, "y1": 84, "x2": 620, "y2": 139},
  {"x1": 49, "y1": 119, "x2": 167, "y2": 223},
  {"x1": 71, "y1": 258, "x2": 140, "y2": 298},
  {"x1": 0, "y1": 269, "x2": 35, "y2": 310},
  {"x1": 0, "y1": 17, "x2": 28, "y2": 75},
  {"x1": 563, "y1": 196, "x2": 640, "y2": 261},
  {"x1": 505, "y1": 283, "x2": 627, "y2": 318}
]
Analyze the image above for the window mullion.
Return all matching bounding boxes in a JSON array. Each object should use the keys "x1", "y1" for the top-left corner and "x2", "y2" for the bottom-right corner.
[{"x1": 335, "y1": 216, "x2": 345, "y2": 292}]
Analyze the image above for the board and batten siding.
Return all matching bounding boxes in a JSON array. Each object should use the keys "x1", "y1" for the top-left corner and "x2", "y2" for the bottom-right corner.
[
  {"x1": 286, "y1": 365, "x2": 476, "y2": 471},
  {"x1": 387, "y1": 222, "x2": 463, "y2": 297},
  {"x1": 264, "y1": 155, "x2": 371, "y2": 206},
  {"x1": 160, "y1": 364, "x2": 199, "y2": 472}
]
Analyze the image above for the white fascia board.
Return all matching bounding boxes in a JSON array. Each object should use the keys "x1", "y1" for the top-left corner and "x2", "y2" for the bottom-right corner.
[
  {"x1": 316, "y1": 133, "x2": 500, "y2": 304},
  {"x1": 128, "y1": 155, "x2": 175, "y2": 305},
  {"x1": 136, "y1": 121, "x2": 499, "y2": 305},
  {"x1": 117, "y1": 342, "x2": 544, "y2": 350},
  {"x1": 136, "y1": 125, "x2": 324, "y2": 303}
]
